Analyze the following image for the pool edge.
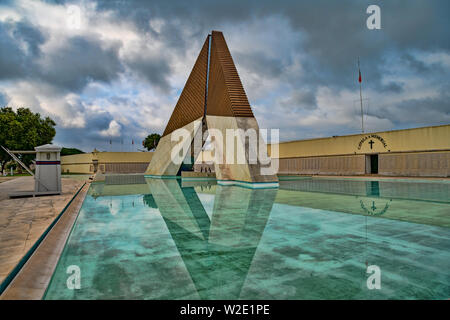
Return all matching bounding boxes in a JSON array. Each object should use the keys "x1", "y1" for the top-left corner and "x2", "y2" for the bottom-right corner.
[{"x1": 0, "y1": 182, "x2": 90, "y2": 300}]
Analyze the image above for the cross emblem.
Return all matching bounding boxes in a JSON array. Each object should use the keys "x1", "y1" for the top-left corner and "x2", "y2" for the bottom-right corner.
[{"x1": 368, "y1": 140, "x2": 375, "y2": 149}]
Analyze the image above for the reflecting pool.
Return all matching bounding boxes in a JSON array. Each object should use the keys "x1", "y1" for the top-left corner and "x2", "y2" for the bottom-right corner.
[{"x1": 44, "y1": 176, "x2": 450, "y2": 299}]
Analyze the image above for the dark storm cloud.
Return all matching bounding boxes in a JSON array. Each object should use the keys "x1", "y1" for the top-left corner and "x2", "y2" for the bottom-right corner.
[
  {"x1": 54, "y1": 95, "x2": 152, "y2": 151},
  {"x1": 55, "y1": 110, "x2": 146, "y2": 152},
  {"x1": 280, "y1": 89, "x2": 318, "y2": 112},
  {"x1": 55, "y1": 110, "x2": 115, "y2": 150},
  {"x1": 380, "y1": 81, "x2": 403, "y2": 93},
  {"x1": 372, "y1": 93, "x2": 450, "y2": 126},
  {"x1": 400, "y1": 52, "x2": 450, "y2": 80},
  {"x1": 235, "y1": 52, "x2": 285, "y2": 78},
  {"x1": 0, "y1": 18, "x2": 124, "y2": 92},
  {"x1": 1, "y1": 0, "x2": 449, "y2": 150},
  {"x1": 281, "y1": 1, "x2": 446, "y2": 77},
  {"x1": 93, "y1": 0, "x2": 450, "y2": 92},
  {"x1": 124, "y1": 55, "x2": 172, "y2": 92},
  {"x1": 6, "y1": 0, "x2": 449, "y2": 94},
  {"x1": 13, "y1": 20, "x2": 46, "y2": 56},
  {"x1": 39, "y1": 36, "x2": 123, "y2": 92},
  {"x1": 85, "y1": 113, "x2": 114, "y2": 138},
  {"x1": 402, "y1": 53, "x2": 430, "y2": 74},
  {"x1": 0, "y1": 20, "x2": 46, "y2": 79},
  {"x1": 0, "y1": 14, "x2": 176, "y2": 94}
]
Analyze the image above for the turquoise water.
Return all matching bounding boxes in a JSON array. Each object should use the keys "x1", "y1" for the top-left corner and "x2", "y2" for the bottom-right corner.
[{"x1": 44, "y1": 177, "x2": 450, "y2": 299}]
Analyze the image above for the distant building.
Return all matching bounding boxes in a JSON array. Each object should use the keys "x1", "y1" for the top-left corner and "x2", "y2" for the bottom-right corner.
[
  {"x1": 62, "y1": 124, "x2": 449, "y2": 178},
  {"x1": 271, "y1": 124, "x2": 449, "y2": 177},
  {"x1": 61, "y1": 151, "x2": 153, "y2": 174}
]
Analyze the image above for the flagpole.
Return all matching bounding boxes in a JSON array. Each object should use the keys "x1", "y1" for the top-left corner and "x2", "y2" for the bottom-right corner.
[{"x1": 358, "y1": 57, "x2": 364, "y2": 133}]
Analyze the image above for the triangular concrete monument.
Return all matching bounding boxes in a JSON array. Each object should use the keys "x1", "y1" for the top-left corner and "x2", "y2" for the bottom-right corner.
[{"x1": 145, "y1": 31, "x2": 278, "y2": 187}]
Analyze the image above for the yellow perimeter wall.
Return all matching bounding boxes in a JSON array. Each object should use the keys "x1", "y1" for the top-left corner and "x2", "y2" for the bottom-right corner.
[
  {"x1": 268, "y1": 124, "x2": 450, "y2": 158},
  {"x1": 62, "y1": 152, "x2": 153, "y2": 174},
  {"x1": 62, "y1": 125, "x2": 450, "y2": 176},
  {"x1": 266, "y1": 124, "x2": 450, "y2": 177}
]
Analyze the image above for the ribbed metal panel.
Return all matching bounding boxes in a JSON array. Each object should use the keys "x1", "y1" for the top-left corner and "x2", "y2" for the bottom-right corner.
[
  {"x1": 205, "y1": 35, "x2": 234, "y2": 117},
  {"x1": 162, "y1": 31, "x2": 254, "y2": 137},
  {"x1": 162, "y1": 36, "x2": 209, "y2": 137},
  {"x1": 206, "y1": 31, "x2": 254, "y2": 118}
]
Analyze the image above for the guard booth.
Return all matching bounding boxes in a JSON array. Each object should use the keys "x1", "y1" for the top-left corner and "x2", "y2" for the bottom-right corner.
[{"x1": 34, "y1": 144, "x2": 62, "y2": 193}]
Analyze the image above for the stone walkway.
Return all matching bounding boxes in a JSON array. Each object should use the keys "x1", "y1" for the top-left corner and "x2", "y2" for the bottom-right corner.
[
  {"x1": 0, "y1": 177, "x2": 84, "y2": 284},
  {"x1": 0, "y1": 176, "x2": 23, "y2": 184}
]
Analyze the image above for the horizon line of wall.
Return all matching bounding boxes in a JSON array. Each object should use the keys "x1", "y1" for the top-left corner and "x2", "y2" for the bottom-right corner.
[
  {"x1": 61, "y1": 151, "x2": 154, "y2": 174},
  {"x1": 61, "y1": 124, "x2": 450, "y2": 177},
  {"x1": 269, "y1": 124, "x2": 449, "y2": 177}
]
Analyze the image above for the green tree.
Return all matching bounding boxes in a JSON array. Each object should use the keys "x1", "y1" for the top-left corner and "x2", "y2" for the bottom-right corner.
[
  {"x1": 0, "y1": 107, "x2": 56, "y2": 172},
  {"x1": 61, "y1": 147, "x2": 84, "y2": 156},
  {"x1": 143, "y1": 133, "x2": 161, "y2": 151}
]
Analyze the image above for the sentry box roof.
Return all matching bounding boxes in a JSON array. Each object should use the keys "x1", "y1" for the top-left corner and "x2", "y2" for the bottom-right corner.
[{"x1": 34, "y1": 144, "x2": 62, "y2": 152}]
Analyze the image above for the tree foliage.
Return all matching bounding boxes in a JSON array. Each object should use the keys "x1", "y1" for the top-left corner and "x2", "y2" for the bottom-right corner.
[
  {"x1": 0, "y1": 107, "x2": 56, "y2": 171},
  {"x1": 143, "y1": 133, "x2": 161, "y2": 151},
  {"x1": 61, "y1": 147, "x2": 84, "y2": 156}
]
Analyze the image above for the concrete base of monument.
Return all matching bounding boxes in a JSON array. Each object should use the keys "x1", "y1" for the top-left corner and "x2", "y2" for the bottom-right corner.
[
  {"x1": 217, "y1": 179, "x2": 279, "y2": 189},
  {"x1": 205, "y1": 115, "x2": 279, "y2": 184},
  {"x1": 144, "y1": 117, "x2": 203, "y2": 176},
  {"x1": 181, "y1": 171, "x2": 216, "y2": 180},
  {"x1": 144, "y1": 175, "x2": 180, "y2": 179}
]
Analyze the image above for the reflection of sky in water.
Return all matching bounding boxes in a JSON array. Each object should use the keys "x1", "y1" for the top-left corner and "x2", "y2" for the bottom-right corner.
[
  {"x1": 196, "y1": 193, "x2": 215, "y2": 220},
  {"x1": 45, "y1": 178, "x2": 450, "y2": 299}
]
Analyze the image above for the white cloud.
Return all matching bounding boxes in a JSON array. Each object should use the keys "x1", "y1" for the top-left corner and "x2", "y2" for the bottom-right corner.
[
  {"x1": 100, "y1": 120, "x2": 121, "y2": 137},
  {"x1": 0, "y1": 0, "x2": 448, "y2": 152}
]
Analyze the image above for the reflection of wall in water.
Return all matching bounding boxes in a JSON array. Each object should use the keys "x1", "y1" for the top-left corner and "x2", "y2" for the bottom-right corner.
[
  {"x1": 276, "y1": 180, "x2": 450, "y2": 227},
  {"x1": 279, "y1": 179, "x2": 449, "y2": 203}
]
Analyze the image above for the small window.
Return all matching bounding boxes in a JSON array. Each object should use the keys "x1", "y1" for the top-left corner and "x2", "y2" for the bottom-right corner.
[{"x1": 46, "y1": 153, "x2": 51, "y2": 160}]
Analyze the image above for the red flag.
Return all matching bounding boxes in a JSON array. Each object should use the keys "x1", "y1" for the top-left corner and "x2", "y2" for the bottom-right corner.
[
  {"x1": 358, "y1": 69, "x2": 362, "y2": 83},
  {"x1": 132, "y1": 139, "x2": 134, "y2": 145}
]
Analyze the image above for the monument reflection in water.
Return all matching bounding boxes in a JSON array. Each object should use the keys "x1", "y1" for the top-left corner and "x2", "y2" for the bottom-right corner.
[
  {"x1": 148, "y1": 179, "x2": 276, "y2": 300},
  {"x1": 44, "y1": 177, "x2": 450, "y2": 300},
  {"x1": 45, "y1": 178, "x2": 277, "y2": 299}
]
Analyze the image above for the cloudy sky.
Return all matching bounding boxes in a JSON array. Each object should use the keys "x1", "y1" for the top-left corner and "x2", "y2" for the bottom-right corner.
[{"x1": 0, "y1": 0, "x2": 449, "y2": 151}]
